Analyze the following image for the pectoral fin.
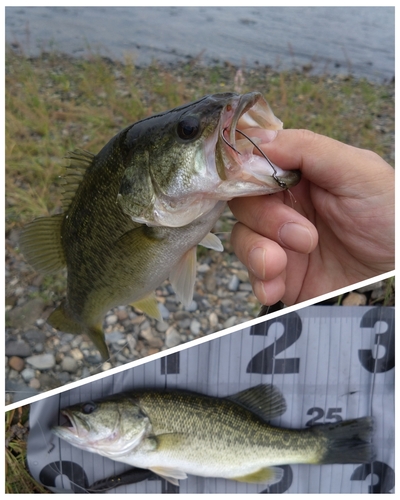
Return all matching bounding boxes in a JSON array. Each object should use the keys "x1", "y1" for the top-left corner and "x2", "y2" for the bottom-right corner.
[
  {"x1": 149, "y1": 467, "x2": 187, "y2": 486},
  {"x1": 232, "y1": 466, "x2": 283, "y2": 485},
  {"x1": 169, "y1": 246, "x2": 197, "y2": 307}
]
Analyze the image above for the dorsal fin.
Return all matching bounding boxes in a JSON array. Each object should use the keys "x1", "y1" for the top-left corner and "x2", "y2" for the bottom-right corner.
[
  {"x1": 227, "y1": 384, "x2": 287, "y2": 421},
  {"x1": 60, "y1": 149, "x2": 95, "y2": 211}
]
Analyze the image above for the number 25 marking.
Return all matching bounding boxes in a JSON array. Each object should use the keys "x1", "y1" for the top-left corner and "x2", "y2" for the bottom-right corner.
[{"x1": 305, "y1": 407, "x2": 343, "y2": 426}]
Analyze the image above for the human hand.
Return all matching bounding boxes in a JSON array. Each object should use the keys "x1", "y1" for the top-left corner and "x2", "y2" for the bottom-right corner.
[{"x1": 228, "y1": 129, "x2": 395, "y2": 306}]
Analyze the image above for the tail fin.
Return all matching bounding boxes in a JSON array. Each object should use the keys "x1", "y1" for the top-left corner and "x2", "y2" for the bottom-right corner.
[
  {"x1": 312, "y1": 417, "x2": 375, "y2": 464},
  {"x1": 48, "y1": 301, "x2": 110, "y2": 361}
]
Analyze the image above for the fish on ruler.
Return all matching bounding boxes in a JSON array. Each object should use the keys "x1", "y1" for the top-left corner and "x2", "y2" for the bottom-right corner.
[{"x1": 53, "y1": 384, "x2": 374, "y2": 486}]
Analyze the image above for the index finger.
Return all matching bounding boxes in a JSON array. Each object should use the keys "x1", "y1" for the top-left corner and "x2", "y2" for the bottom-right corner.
[{"x1": 259, "y1": 129, "x2": 393, "y2": 196}]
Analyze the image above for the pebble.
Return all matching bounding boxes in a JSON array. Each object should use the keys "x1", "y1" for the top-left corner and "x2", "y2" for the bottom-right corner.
[
  {"x1": 223, "y1": 316, "x2": 239, "y2": 329},
  {"x1": 197, "y1": 263, "x2": 211, "y2": 273},
  {"x1": 209, "y1": 312, "x2": 219, "y2": 328},
  {"x1": 106, "y1": 314, "x2": 118, "y2": 326},
  {"x1": 156, "y1": 321, "x2": 169, "y2": 333},
  {"x1": 5, "y1": 340, "x2": 32, "y2": 358},
  {"x1": 7, "y1": 298, "x2": 46, "y2": 329},
  {"x1": 29, "y1": 378, "x2": 41, "y2": 390},
  {"x1": 26, "y1": 354, "x2": 56, "y2": 370},
  {"x1": 158, "y1": 303, "x2": 170, "y2": 320},
  {"x1": 165, "y1": 327, "x2": 182, "y2": 348},
  {"x1": 115, "y1": 309, "x2": 129, "y2": 321},
  {"x1": 228, "y1": 275, "x2": 240, "y2": 291},
  {"x1": 342, "y1": 292, "x2": 367, "y2": 306},
  {"x1": 61, "y1": 357, "x2": 78, "y2": 373},
  {"x1": 9, "y1": 356, "x2": 25, "y2": 372},
  {"x1": 21, "y1": 368, "x2": 36, "y2": 383},
  {"x1": 184, "y1": 300, "x2": 198, "y2": 312},
  {"x1": 190, "y1": 319, "x2": 201, "y2": 335}
]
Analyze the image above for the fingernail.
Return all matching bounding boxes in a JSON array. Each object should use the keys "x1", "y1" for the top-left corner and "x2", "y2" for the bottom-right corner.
[
  {"x1": 279, "y1": 222, "x2": 313, "y2": 253},
  {"x1": 248, "y1": 247, "x2": 266, "y2": 277},
  {"x1": 260, "y1": 129, "x2": 278, "y2": 144}
]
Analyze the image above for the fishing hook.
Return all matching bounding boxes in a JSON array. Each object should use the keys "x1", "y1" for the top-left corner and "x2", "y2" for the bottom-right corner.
[
  {"x1": 235, "y1": 128, "x2": 287, "y2": 188},
  {"x1": 222, "y1": 127, "x2": 287, "y2": 188}
]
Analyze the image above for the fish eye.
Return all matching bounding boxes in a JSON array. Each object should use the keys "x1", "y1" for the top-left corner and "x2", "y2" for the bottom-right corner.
[
  {"x1": 82, "y1": 402, "x2": 97, "y2": 414},
  {"x1": 177, "y1": 116, "x2": 200, "y2": 141}
]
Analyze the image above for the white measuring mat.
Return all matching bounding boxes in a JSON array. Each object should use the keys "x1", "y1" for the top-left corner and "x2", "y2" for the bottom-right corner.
[{"x1": 27, "y1": 305, "x2": 394, "y2": 493}]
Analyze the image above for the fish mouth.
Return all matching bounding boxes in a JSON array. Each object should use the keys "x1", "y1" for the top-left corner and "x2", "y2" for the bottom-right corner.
[
  {"x1": 53, "y1": 410, "x2": 80, "y2": 438},
  {"x1": 218, "y1": 92, "x2": 301, "y2": 190}
]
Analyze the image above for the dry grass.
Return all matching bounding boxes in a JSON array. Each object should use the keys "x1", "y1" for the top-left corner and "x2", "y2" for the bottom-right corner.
[{"x1": 5, "y1": 407, "x2": 50, "y2": 494}]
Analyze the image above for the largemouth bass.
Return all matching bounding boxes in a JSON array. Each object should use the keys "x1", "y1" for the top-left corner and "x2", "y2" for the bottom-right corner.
[
  {"x1": 53, "y1": 385, "x2": 374, "y2": 487},
  {"x1": 19, "y1": 93, "x2": 300, "y2": 360}
]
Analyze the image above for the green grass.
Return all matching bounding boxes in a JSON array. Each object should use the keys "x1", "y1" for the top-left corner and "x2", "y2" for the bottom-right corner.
[{"x1": 5, "y1": 48, "x2": 394, "y2": 231}]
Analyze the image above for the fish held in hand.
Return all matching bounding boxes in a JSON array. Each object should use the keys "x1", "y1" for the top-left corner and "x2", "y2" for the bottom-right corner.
[
  {"x1": 19, "y1": 93, "x2": 300, "y2": 360},
  {"x1": 52, "y1": 385, "x2": 374, "y2": 487}
]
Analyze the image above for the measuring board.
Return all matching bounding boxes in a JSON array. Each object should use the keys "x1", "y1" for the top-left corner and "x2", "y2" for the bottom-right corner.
[{"x1": 27, "y1": 306, "x2": 395, "y2": 493}]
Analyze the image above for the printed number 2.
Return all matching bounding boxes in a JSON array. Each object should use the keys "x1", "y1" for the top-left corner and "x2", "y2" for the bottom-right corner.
[
  {"x1": 247, "y1": 312, "x2": 302, "y2": 374},
  {"x1": 305, "y1": 407, "x2": 343, "y2": 426}
]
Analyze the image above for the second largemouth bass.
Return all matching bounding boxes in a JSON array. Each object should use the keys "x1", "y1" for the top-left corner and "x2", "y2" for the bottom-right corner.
[
  {"x1": 53, "y1": 385, "x2": 374, "y2": 487},
  {"x1": 20, "y1": 93, "x2": 300, "y2": 359}
]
